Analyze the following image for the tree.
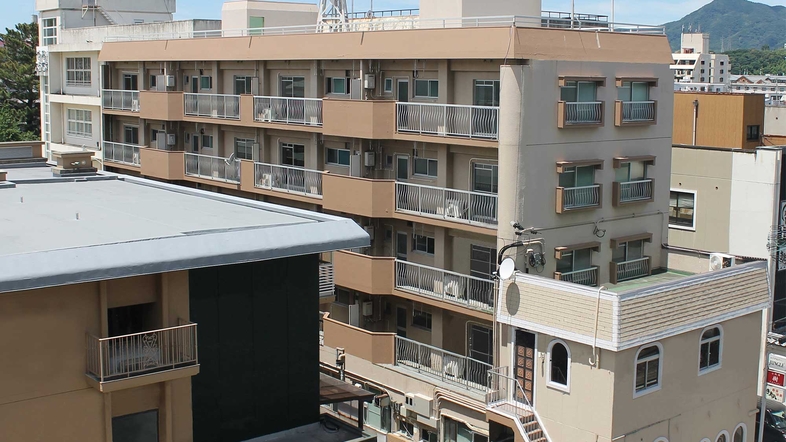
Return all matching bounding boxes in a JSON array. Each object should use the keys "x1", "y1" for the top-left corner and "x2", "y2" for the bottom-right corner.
[
  {"x1": 0, "y1": 106, "x2": 37, "y2": 141},
  {"x1": 0, "y1": 21, "x2": 39, "y2": 141}
]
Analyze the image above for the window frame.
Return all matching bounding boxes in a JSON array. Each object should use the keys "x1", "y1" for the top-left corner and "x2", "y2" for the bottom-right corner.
[
  {"x1": 411, "y1": 309, "x2": 432, "y2": 331},
  {"x1": 201, "y1": 135, "x2": 214, "y2": 150},
  {"x1": 716, "y1": 430, "x2": 730, "y2": 442},
  {"x1": 234, "y1": 76, "x2": 253, "y2": 95},
  {"x1": 413, "y1": 79, "x2": 439, "y2": 99},
  {"x1": 546, "y1": 339, "x2": 571, "y2": 393},
  {"x1": 234, "y1": 137, "x2": 254, "y2": 160},
  {"x1": 472, "y1": 162, "x2": 498, "y2": 194},
  {"x1": 384, "y1": 78, "x2": 393, "y2": 93},
  {"x1": 747, "y1": 125, "x2": 760, "y2": 141},
  {"x1": 41, "y1": 17, "x2": 58, "y2": 45},
  {"x1": 733, "y1": 424, "x2": 746, "y2": 442},
  {"x1": 200, "y1": 75, "x2": 213, "y2": 91},
  {"x1": 65, "y1": 57, "x2": 92, "y2": 87},
  {"x1": 413, "y1": 157, "x2": 438, "y2": 178},
  {"x1": 279, "y1": 75, "x2": 305, "y2": 98},
  {"x1": 669, "y1": 189, "x2": 697, "y2": 231},
  {"x1": 326, "y1": 77, "x2": 350, "y2": 95},
  {"x1": 66, "y1": 108, "x2": 93, "y2": 138},
  {"x1": 326, "y1": 146, "x2": 351, "y2": 166},
  {"x1": 122, "y1": 124, "x2": 139, "y2": 145},
  {"x1": 281, "y1": 142, "x2": 305, "y2": 167},
  {"x1": 412, "y1": 233, "x2": 435, "y2": 255},
  {"x1": 698, "y1": 325, "x2": 723, "y2": 375},
  {"x1": 633, "y1": 342, "x2": 663, "y2": 398}
]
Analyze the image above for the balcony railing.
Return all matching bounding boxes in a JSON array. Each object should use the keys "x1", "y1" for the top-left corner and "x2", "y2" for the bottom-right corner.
[
  {"x1": 613, "y1": 256, "x2": 650, "y2": 283},
  {"x1": 564, "y1": 101, "x2": 602, "y2": 125},
  {"x1": 254, "y1": 96, "x2": 323, "y2": 126},
  {"x1": 555, "y1": 266, "x2": 598, "y2": 286},
  {"x1": 184, "y1": 93, "x2": 240, "y2": 120},
  {"x1": 618, "y1": 179, "x2": 653, "y2": 203},
  {"x1": 103, "y1": 141, "x2": 140, "y2": 166},
  {"x1": 396, "y1": 102, "x2": 499, "y2": 140},
  {"x1": 395, "y1": 335, "x2": 491, "y2": 392},
  {"x1": 85, "y1": 323, "x2": 198, "y2": 383},
  {"x1": 319, "y1": 262, "x2": 335, "y2": 298},
  {"x1": 396, "y1": 182, "x2": 497, "y2": 226},
  {"x1": 487, "y1": 366, "x2": 550, "y2": 442},
  {"x1": 254, "y1": 162, "x2": 323, "y2": 198},
  {"x1": 103, "y1": 90, "x2": 139, "y2": 112},
  {"x1": 561, "y1": 184, "x2": 601, "y2": 210},
  {"x1": 185, "y1": 153, "x2": 240, "y2": 183},
  {"x1": 395, "y1": 260, "x2": 494, "y2": 313},
  {"x1": 622, "y1": 101, "x2": 656, "y2": 122}
]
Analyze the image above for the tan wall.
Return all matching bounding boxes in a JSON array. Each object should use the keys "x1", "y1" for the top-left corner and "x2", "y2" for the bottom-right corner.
[
  {"x1": 139, "y1": 91, "x2": 185, "y2": 122},
  {"x1": 322, "y1": 313, "x2": 395, "y2": 364},
  {"x1": 333, "y1": 250, "x2": 395, "y2": 295},
  {"x1": 673, "y1": 93, "x2": 765, "y2": 149},
  {"x1": 322, "y1": 174, "x2": 395, "y2": 218},
  {"x1": 140, "y1": 148, "x2": 185, "y2": 181},
  {"x1": 322, "y1": 99, "x2": 396, "y2": 140}
]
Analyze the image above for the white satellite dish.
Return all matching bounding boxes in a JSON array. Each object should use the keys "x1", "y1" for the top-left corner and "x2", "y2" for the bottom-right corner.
[{"x1": 499, "y1": 257, "x2": 516, "y2": 280}]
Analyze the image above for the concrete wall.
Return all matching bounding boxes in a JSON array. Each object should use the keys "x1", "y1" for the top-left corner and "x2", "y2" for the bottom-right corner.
[
  {"x1": 765, "y1": 106, "x2": 786, "y2": 136},
  {"x1": 420, "y1": 0, "x2": 541, "y2": 21},
  {"x1": 221, "y1": 0, "x2": 318, "y2": 31}
]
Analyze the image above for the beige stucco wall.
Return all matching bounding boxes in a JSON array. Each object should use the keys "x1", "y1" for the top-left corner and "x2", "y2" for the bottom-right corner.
[
  {"x1": 765, "y1": 105, "x2": 786, "y2": 136},
  {"x1": 221, "y1": 0, "x2": 318, "y2": 31}
]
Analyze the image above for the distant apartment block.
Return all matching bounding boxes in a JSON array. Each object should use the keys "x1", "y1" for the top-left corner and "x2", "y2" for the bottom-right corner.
[{"x1": 672, "y1": 33, "x2": 730, "y2": 91}]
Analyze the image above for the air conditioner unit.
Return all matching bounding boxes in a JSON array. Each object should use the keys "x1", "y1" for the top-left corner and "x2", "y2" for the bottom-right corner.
[
  {"x1": 363, "y1": 225, "x2": 375, "y2": 241},
  {"x1": 131, "y1": 99, "x2": 140, "y2": 112},
  {"x1": 211, "y1": 109, "x2": 219, "y2": 118},
  {"x1": 404, "y1": 393, "x2": 432, "y2": 417},
  {"x1": 166, "y1": 134, "x2": 176, "y2": 146},
  {"x1": 437, "y1": 125, "x2": 446, "y2": 136},
  {"x1": 443, "y1": 360, "x2": 459, "y2": 378},
  {"x1": 259, "y1": 108, "x2": 272, "y2": 122},
  {"x1": 445, "y1": 199, "x2": 463, "y2": 218},
  {"x1": 709, "y1": 253, "x2": 735, "y2": 271},
  {"x1": 362, "y1": 301, "x2": 373, "y2": 316},
  {"x1": 364, "y1": 151, "x2": 376, "y2": 167},
  {"x1": 259, "y1": 173, "x2": 272, "y2": 187}
]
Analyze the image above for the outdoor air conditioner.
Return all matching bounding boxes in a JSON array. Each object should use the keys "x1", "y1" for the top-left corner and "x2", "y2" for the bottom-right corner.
[
  {"x1": 166, "y1": 134, "x2": 176, "y2": 146},
  {"x1": 445, "y1": 199, "x2": 463, "y2": 218},
  {"x1": 709, "y1": 253, "x2": 735, "y2": 271},
  {"x1": 259, "y1": 108, "x2": 272, "y2": 122},
  {"x1": 404, "y1": 393, "x2": 432, "y2": 417},
  {"x1": 443, "y1": 360, "x2": 459, "y2": 378},
  {"x1": 259, "y1": 173, "x2": 272, "y2": 187},
  {"x1": 131, "y1": 100, "x2": 140, "y2": 112},
  {"x1": 211, "y1": 109, "x2": 219, "y2": 118},
  {"x1": 362, "y1": 301, "x2": 373, "y2": 317}
]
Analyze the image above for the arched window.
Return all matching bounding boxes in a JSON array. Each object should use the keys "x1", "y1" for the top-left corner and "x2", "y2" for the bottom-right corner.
[
  {"x1": 733, "y1": 424, "x2": 746, "y2": 442},
  {"x1": 699, "y1": 326, "x2": 723, "y2": 373},
  {"x1": 653, "y1": 437, "x2": 669, "y2": 442},
  {"x1": 717, "y1": 430, "x2": 730, "y2": 442},
  {"x1": 547, "y1": 340, "x2": 570, "y2": 392},
  {"x1": 634, "y1": 343, "x2": 662, "y2": 397}
]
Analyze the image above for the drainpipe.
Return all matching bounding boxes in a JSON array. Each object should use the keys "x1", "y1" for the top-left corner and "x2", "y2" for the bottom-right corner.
[
  {"x1": 692, "y1": 99, "x2": 699, "y2": 145},
  {"x1": 588, "y1": 286, "x2": 607, "y2": 368}
]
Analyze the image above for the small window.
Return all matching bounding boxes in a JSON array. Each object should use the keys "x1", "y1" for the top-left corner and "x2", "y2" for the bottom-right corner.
[
  {"x1": 235, "y1": 138, "x2": 254, "y2": 160},
  {"x1": 617, "y1": 81, "x2": 650, "y2": 102},
  {"x1": 720, "y1": 77, "x2": 724, "y2": 82},
  {"x1": 559, "y1": 165, "x2": 596, "y2": 188},
  {"x1": 420, "y1": 428, "x2": 438, "y2": 442},
  {"x1": 65, "y1": 57, "x2": 92, "y2": 87},
  {"x1": 200, "y1": 76, "x2": 213, "y2": 90},
  {"x1": 717, "y1": 431, "x2": 730, "y2": 442},
  {"x1": 699, "y1": 326, "x2": 722, "y2": 373},
  {"x1": 133, "y1": 19, "x2": 145, "y2": 24},
  {"x1": 234, "y1": 76, "x2": 252, "y2": 95},
  {"x1": 747, "y1": 125, "x2": 760, "y2": 141},
  {"x1": 472, "y1": 163, "x2": 498, "y2": 194},
  {"x1": 201, "y1": 135, "x2": 213, "y2": 149},
  {"x1": 66, "y1": 108, "x2": 92, "y2": 138},
  {"x1": 414, "y1": 79, "x2": 438, "y2": 98},
  {"x1": 634, "y1": 344, "x2": 661, "y2": 396},
  {"x1": 384, "y1": 78, "x2": 393, "y2": 93},
  {"x1": 280, "y1": 76, "x2": 305, "y2": 98},
  {"x1": 150, "y1": 75, "x2": 157, "y2": 88},
  {"x1": 669, "y1": 190, "x2": 695, "y2": 229},
  {"x1": 326, "y1": 147, "x2": 350, "y2": 166},
  {"x1": 412, "y1": 233, "x2": 435, "y2": 255},
  {"x1": 412, "y1": 309, "x2": 432, "y2": 330},
  {"x1": 547, "y1": 340, "x2": 570, "y2": 391},
  {"x1": 123, "y1": 74, "x2": 138, "y2": 91},
  {"x1": 327, "y1": 77, "x2": 350, "y2": 95},
  {"x1": 560, "y1": 80, "x2": 597, "y2": 103},
  {"x1": 733, "y1": 424, "x2": 746, "y2": 442},
  {"x1": 123, "y1": 126, "x2": 139, "y2": 145},
  {"x1": 41, "y1": 17, "x2": 58, "y2": 45},
  {"x1": 335, "y1": 289, "x2": 351, "y2": 305},
  {"x1": 281, "y1": 142, "x2": 305, "y2": 167},
  {"x1": 413, "y1": 157, "x2": 438, "y2": 177}
]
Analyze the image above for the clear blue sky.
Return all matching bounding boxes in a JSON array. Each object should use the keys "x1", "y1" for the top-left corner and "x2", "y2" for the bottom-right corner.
[{"x1": 3, "y1": 0, "x2": 786, "y2": 36}]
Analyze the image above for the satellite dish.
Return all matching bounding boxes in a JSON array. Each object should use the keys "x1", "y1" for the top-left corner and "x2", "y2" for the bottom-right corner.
[{"x1": 499, "y1": 257, "x2": 516, "y2": 280}]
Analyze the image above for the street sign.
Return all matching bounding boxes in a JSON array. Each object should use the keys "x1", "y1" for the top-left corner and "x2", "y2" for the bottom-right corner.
[
  {"x1": 769, "y1": 354, "x2": 786, "y2": 372},
  {"x1": 767, "y1": 385, "x2": 785, "y2": 403},
  {"x1": 769, "y1": 370, "x2": 786, "y2": 387}
]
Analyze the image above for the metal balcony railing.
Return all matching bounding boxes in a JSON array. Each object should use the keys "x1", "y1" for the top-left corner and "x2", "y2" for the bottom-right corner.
[
  {"x1": 613, "y1": 257, "x2": 650, "y2": 282},
  {"x1": 395, "y1": 260, "x2": 494, "y2": 313},
  {"x1": 619, "y1": 179, "x2": 653, "y2": 203},
  {"x1": 395, "y1": 181, "x2": 497, "y2": 226},
  {"x1": 103, "y1": 141, "x2": 140, "y2": 166},
  {"x1": 396, "y1": 102, "x2": 499, "y2": 140},
  {"x1": 253, "y1": 96, "x2": 323, "y2": 126},
  {"x1": 395, "y1": 335, "x2": 491, "y2": 392},
  {"x1": 564, "y1": 101, "x2": 602, "y2": 124},
  {"x1": 85, "y1": 323, "x2": 198, "y2": 383},
  {"x1": 487, "y1": 366, "x2": 551, "y2": 442},
  {"x1": 562, "y1": 184, "x2": 600, "y2": 209},
  {"x1": 184, "y1": 93, "x2": 240, "y2": 119},
  {"x1": 556, "y1": 266, "x2": 598, "y2": 286},
  {"x1": 254, "y1": 162, "x2": 323, "y2": 198},
  {"x1": 103, "y1": 90, "x2": 139, "y2": 112},
  {"x1": 622, "y1": 101, "x2": 655, "y2": 122},
  {"x1": 319, "y1": 263, "x2": 335, "y2": 298},
  {"x1": 184, "y1": 153, "x2": 240, "y2": 183}
]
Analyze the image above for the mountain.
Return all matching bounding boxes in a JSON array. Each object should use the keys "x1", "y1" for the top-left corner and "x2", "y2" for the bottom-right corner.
[{"x1": 664, "y1": 0, "x2": 786, "y2": 52}]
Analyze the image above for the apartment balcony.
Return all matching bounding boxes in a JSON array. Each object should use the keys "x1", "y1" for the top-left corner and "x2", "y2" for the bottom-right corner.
[
  {"x1": 319, "y1": 262, "x2": 335, "y2": 300},
  {"x1": 85, "y1": 322, "x2": 199, "y2": 392},
  {"x1": 253, "y1": 96, "x2": 323, "y2": 126},
  {"x1": 395, "y1": 260, "x2": 494, "y2": 314},
  {"x1": 102, "y1": 89, "x2": 140, "y2": 113},
  {"x1": 395, "y1": 102, "x2": 499, "y2": 141},
  {"x1": 615, "y1": 100, "x2": 657, "y2": 126},
  {"x1": 103, "y1": 141, "x2": 141, "y2": 168},
  {"x1": 610, "y1": 256, "x2": 651, "y2": 284},
  {"x1": 322, "y1": 98, "x2": 396, "y2": 139},
  {"x1": 184, "y1": 93, "x2": 240, "y2": 120},
  {"x1": 613, "y1": 179, "x2": 654, "y2": 206},
  {"x1": 554, "y1": 266, "x2": 599, "y2": 286},
  {"x1": 184, "y1": 152, "x2": 240, "y2": 184},
  {"x1": 333, "y1": 250, "x2": 395, "y2": 295},
  {"x1": 138, "y1": 91, "x2": 184, "y2": 121},
  {"x1": 395, "y1": 335, "x2": 491, "y2": 392},
  {"x1": 320, "y1": 312, "x2": 396, "y2": 364},
  {"x1": 558, "y1": 101, "x2": 604, "y2": 127},
  {"x1": 556, "y1": 184, "x2": 602, "y2": 213},
  {"x1": 139, "y1": 148, "x2": 185, "y2": 181},
  {"x1": 322, "y1": 174, "x2": 395, "y2": 218},
  {"x1": 395, "y1": 181, "x2": 498, "y2": 228},
  {"x1": 254, "y1": 161, "x2": 323, "y2": 199}
]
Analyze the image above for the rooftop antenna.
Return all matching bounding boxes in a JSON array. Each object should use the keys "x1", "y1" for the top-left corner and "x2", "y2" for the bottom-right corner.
[{"x1": 317, "y1": 0, "x2": 349, "y2": 32}]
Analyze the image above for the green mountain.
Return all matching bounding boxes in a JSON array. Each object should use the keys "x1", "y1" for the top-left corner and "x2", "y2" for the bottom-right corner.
[{"x1": 664, "y1": 0, "x2": 786, "y2": 52}]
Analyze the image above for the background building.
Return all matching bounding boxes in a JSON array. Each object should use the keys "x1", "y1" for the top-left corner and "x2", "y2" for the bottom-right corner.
[{"x1": 672, "y1": 33, "x2": 731, "y2": 91}]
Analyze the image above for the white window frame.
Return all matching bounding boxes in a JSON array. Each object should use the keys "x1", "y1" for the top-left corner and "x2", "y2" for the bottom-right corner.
[
  {"x1": 546, "y1": 339, "x2": 571, "y2": 393},
  {"x1": 413, "y1": 157, "x2": 438, "y2": 178},
  {"x1": 325, "y1": 146, "x2": 350, "y2": 167},
  {"x1": 633, "y1": 342, "x2": 663, "y2": 398},
  {"x1": 412, "y1": 233, "x2": 435, "y2": 255},
  {"x1": 66, "y1": 108, "x2": 92, "y2": 138},
  {"x1": 698, "y1": 325, "x2": 723, "y2": 375},
  {"x1": 716, "y1": 430, "x2": 730, "y2": 442},
  {"x1": 733, "y1": 424, "x2": 746, "y2": 442},
  {"x1": 413, "y1": 79, "x2": 439, "y2": 98},
  {"x1": 384, "y1": 78, "x2": 393, "y2": 93},
  {"x1": 201, "y1": 135, "x2": 214, "y2": 150},
  {"x1": 234, "y1": 137, "x2": 254, "y2": 160},
  {"x1": 65, "y1": 57, "x2": 92, "y2": 87},
  {"x1": 653, "y1": 438, "x2": 669, "y2": 442},
  {"x1": 41, "y1": 17, "x2": 58, "y2": 45},
  {"x1": 669, "y1": 188, "x2": 697, "y2": 231}
]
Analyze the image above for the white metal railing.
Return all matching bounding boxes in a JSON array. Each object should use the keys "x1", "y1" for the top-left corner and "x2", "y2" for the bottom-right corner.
[
  {"x1": 254, "y1": 96, "x2": 323, "y2": 126},
  {"x1": 768, "y1": 225, "x2": 786, "y2": 257},
  {"x1": 564, "y1": 101, "x2": 602, "y2": 124},
  {"x1": 103, "y1": 15, "x2": 663, "y2": 42},
  {"x1": 395, "y1": 335, "x2": 491, "y2": 392},
  {"x1": 395, "y1": 260, "x2": 494, "y2": 312},
  {"x1": 562, "y1": 184, "x2": 600, "y2": 209},
  {"x1": 622, "y1": 101, "x2": 655, "y2": 122},
  {"x1": 396, "y1": 182, "x2": 497, "y2": 226},
  {"x1": 254, "y1": 162, "x2": 323, "y2": 198},
  {"x1": 103, "y1": 89, "x2": 139, "y2": 111},
  {"x1": 184, "y1": 153, "x2": 240, "y2": 183},
  {"x1": 619, "y1": 179, "x2": 653, "y2": 203},
  {"x1": 103, "y1": 141, "x2": 140, "y2": 166},
  {"x1": 184, "y1": 93, "x2": 240, "y2": 119},
  {"x1": 557, "y1": 266, "x2": 598, "y2": 286},
  {"x1": 319, "y1": 263, "x2": 335, "y2": 298},
  {"x1": 487, "y1": 366, "x2": 551, "y2": 442},
  {"x1": 85, "y1": 323, "x2": 198, "y2": 383},
  {"x1": 614, "y1": 257, "x2": 650, "y2": 282},
  {"x1": 396, "y1": 102, "x2": 499, "y2": 140}
]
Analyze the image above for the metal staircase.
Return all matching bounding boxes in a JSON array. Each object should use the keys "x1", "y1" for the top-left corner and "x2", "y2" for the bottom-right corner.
[
  {"x1": 487, "y1": 367, "x2": 550, "y2": 442},
  {"x1": 81, "y1": 0, "x2": 117, "y2": 25}
]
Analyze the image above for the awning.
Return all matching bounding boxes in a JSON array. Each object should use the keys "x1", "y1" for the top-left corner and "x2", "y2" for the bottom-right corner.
[
  {"x1": 613, "y1": 155, "x2": 656, "y2": 168},
  {"x1": 610, "y1": 232, "x2": 653, "y2": 249},
  {"x1": 554, "y1": 241, "x2": 601, "y2": 260},
  {"x1": 319, "y1": 373, "x2": 375, "y2": 405},
  {"x1": 555, "y1": 159, "x2": 604, "y2": 173}
]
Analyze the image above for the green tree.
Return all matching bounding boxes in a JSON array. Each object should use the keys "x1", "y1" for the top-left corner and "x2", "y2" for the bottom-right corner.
[
  {"x1": 0, "y1": 106, "x2": 37, "y2": 141},
  {"x1": 0, "y1": 21, "x2": 39, "y2": 141}
]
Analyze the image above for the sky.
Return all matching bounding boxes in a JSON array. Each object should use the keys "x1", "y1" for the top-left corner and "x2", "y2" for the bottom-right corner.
[{"x1": 2, "y1": 0, "x2": 786, "y2": 37}]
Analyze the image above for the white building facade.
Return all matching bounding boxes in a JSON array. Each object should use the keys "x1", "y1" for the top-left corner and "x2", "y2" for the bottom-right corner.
[{"x1": 671, "y1": 33, "x2": 731, "y2": 91}]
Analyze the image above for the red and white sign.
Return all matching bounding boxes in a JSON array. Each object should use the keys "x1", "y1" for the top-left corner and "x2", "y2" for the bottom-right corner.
[
  {"x1": 769, "y1": 370, "x2": 786, "y2": 387},
  {"x1": 768, "y1": 385, "x2": 785, "y2": 403}
]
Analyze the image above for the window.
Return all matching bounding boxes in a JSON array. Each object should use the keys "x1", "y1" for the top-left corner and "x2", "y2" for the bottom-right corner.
[
  {"x1": 234, "y1": 76, "x2": 252, "y2": 95},
  {"x1": 720, "y1": 61, "x2": 725, "y2": 66},
  {"x1": 414, "y1": 79, "x2": 438, "y2": 98},
  {"x1": 41, "y1": 17, "x2": 57, "y2": 45},
  {"x1": 443, "y1": 417, "x2": 488, "y2": 442},
  {"x1": 720, "y1": 77, "x2": 724, "y2": 82},
  {"x1": 399, "y1": 419, "x2": 414, "y2": 437},
  {"x1": 280, "y1": 76, "x2": 305, "y2": 98},
  {"x1": 66, "y1": 109, "x2": 92, "y2": 138},
  {"x1": 669, "y1": 190, "x2": 695, "y2": 229},
  {"x1": 634, "y1": 344, "x2": 661, "y2": 396},
  {"x1": 720, "y1": 69, "x2": 725, "y2": 74},
  {"x1": 701, "y1": 60, "x2": 706, "y2": 65},
  {"x1": 474, "y1": 80, "x2": 500, "y2": 106},
  {"x1": 559, "y1": 165, "x2": 595, "y2": 188},
  {"x1": 384, "y1": 78, "x2": 393, "y2": 93},
  {"x1": 413, "y1": 157, "x2": 438, "y2": 177},
  {"x1": 150, "y1": 75, "x2": 157, "y2": 89},
  {"x1": 123, "y1": 126, "x2": 138, "y2": 145},
  {"x1": 615, "y1": 161, "x2": 647, "y2": 182},
  {"x1": 335, "y1": 289, "x2": 351, "y2": 305},
  {"x1": 747, "y1": 125, "x2": 760, "y2": 141},
  {"x1": 201, "y1": 135, "x2": 213, "y2": 149},
  {"x1": 547, "y1": 340, "x2": 570, "y2": 391},
  {"x1": 235, "y1": 138, "x2": 254, "y2": 160},
  {"x1": 470, "y1": 245, "x2": 496, "y2": 280},
  {"x1": 420, "y1": 428, "x2": 438, "y2": 442},
  {"x1": 612, "y1": 239, "x2": 645, "y2": 263},
  {"x1": 123, "y1": 74, "x2": 138, "y2": 91},
  {"x1": 65, "y1": 57, "x2": 91, "y2": 86},
  {"x1": 412, "y1": 309, "x2": 432, "y2": 330},
  {"x1": 733, "y1": 424, "x2": 746, "y2": 442},
  {"x1": 717, "y1": 431, "x2": 730, "y2": 442},
  {"x1": 200, "y1": 76, "x2": 213, "y2": 90},
  {"x1": 326, "y1": 77, "x2": 350, "y2": 95},
  {"x1": 560, "y1": 81, "x2": 597, "y2": 103},
  {"x1": 326, "y1": 147, "x2": 350, "y2": 166},
  {"x1": 699, "y1": 326, "x2": 722, "y2": 373},
  {"x1": 281, "y1": 142, "x2": 305, "y2": 167},
  {"x1": 556, "y1": 248, "x2": 593, "y2": 274},
  {"x1": 249, "y1": 16, "x2": 265, "y2": 35},
  {"x1": 617, "y1": 81, "x2": 650, "y2": 102},
  {"x1": 472, "y1": 163, "x2": 498, "y2": 194},
  {"x1": 412, "y1": 233, "x2": 435, "y2": 255}
]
